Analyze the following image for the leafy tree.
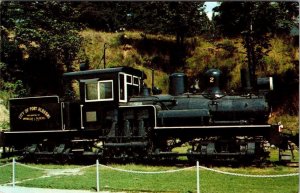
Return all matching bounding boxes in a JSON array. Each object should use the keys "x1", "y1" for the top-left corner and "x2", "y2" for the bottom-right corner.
[
  {"x1": 213, "y1": 2, "x2": 299, "y2": 77},
  {"x1": 1, "y1": 1, "x2": 82, "y2": 95},
  {"x1": 75, "y1": 2, "x2": 128, "y2": 31},
  {"x1": 134, "y1": 2, "x2": 208, "y2": 44},
  {"x1": 128, "y1": 2, "x2": 209, "y2": 66},
  {"x1": 213, "y1": 2, "x2": 299, "y2": 37}
]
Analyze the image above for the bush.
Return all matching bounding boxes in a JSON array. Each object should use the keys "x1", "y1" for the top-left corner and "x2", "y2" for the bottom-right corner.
[
  {"x1": 0, "y1": 79, "x2": 29, "y2": 108},
  {"x1": 216, "y1": 39, "x2": 237, "y2": 58}
]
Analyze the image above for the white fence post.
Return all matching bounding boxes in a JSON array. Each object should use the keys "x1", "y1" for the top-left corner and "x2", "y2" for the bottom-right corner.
[
  {"x1": 96, "y1": 159, "x2": 100, "y2": 192},
  {"x1": 12, "y1": 158, "x2": 15, "y2": 187},
  {"x1": 196, "y1": 161, "x2": 200, "y2": 193}
]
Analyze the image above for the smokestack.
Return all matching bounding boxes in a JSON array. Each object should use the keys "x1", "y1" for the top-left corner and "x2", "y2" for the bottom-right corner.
[{"x1": 240, "y1": 68, "x2": 252, "y2": 92}]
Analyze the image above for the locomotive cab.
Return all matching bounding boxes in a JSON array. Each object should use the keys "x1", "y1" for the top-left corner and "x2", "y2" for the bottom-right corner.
[
  {"x1": 63, "y1": 67, "x2": 145, "y2": 104},
  {"x1": 62, "y1": 67, "x2": 145, "y2": 131}
]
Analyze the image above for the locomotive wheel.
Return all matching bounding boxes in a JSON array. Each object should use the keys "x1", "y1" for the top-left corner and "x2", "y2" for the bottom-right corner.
[
  {"x1": 23, "y1": 144, "x2": 41, "y2": 163},
  {"x1": 60, "y1": 148, "x2": 71, "y2": 164},
  {"x1": 187, "y1": 148, "x2": 197, "y2": 163}
]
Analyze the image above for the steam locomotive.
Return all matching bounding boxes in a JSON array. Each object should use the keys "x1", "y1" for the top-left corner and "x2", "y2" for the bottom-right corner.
[{"x1": 0, "y1": 65, "x2": 288, "y2": 164}]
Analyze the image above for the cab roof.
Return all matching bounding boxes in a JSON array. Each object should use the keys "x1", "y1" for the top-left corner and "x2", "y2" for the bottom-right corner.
[{"x1": 63, "y1": 66, "x2": 146, "y2": 80}]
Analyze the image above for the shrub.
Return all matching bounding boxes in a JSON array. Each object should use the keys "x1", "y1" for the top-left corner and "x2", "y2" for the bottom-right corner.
[{"x1": 0, "y1": 79, "x2": 29, "y2": 108}]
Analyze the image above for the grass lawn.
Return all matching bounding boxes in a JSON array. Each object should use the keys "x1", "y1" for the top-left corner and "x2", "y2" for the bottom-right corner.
[{"x1": 0, "y1": 161, "x2": 298, "y2": 193}]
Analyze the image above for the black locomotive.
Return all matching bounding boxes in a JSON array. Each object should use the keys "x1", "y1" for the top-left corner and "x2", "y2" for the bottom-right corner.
[{"x1": 0, "y1": 65, "x2": 289, "y2": 164}]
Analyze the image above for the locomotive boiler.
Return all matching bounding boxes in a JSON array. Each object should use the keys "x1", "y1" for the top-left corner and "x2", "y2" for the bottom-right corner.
[{"x1": 0, "y1": 65, "x2": 289, "y2": 164}]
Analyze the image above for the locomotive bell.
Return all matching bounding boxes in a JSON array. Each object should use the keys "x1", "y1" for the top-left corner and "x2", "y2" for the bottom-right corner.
[
  {"x1": 80, "y1": 59, "x2": 89, "y2": 71},
  {"x1": 203, "y1": 69, "x2": 224, "y2": 99}
]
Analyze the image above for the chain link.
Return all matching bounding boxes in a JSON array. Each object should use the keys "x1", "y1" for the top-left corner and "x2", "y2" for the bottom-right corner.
[
  {"x1": 198, "y1": 165, "x2": 299, "y2": 178},
  {"x1": 0, "y1": 163, "x2": 11, "y2": 168},
  {"x1": 100, "y1": 164, "x2": 195, "y2": 174},
  {"x1": 15, "y1": 162, "x2": 96, "y2": 171}
]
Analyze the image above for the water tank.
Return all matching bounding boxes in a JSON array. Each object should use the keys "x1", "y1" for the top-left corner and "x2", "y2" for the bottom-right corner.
[{"x1": 169, "y1": 73, "x2": 187, "y2": 96}]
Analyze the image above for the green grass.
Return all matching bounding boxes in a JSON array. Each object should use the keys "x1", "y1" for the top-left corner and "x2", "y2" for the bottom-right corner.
[
  {"x1": 0, "y1": 164, "x2": 43, "y2": 185},
  {"x1": 0, "y1": 162, "x2": 298, "y2": 193}
]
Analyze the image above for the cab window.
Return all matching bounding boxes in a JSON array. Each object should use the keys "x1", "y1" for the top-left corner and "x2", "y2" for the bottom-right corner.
[
  {"x1": 85, "y1": 80, "x2": 113, "y2": 102},
  {"x1": 119, "y1": 73, "x2": 141, "y2": 102},
  {"x1": 99, "y1": 81, "x2": 113, "y2": 99},
  {"x1": 86, "y1": 82, "x2": 98, "y2": 100}
]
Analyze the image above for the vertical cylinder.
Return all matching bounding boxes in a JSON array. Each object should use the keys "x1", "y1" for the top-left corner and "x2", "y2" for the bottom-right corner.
[
  {"x1": 240, "y1": 68, "x2": 252, "y2": 91},
  {"x1": 197, "y1": 161, "x2": 200, "y2": 193},
  {"x1": 169, "y1": 73, "x2": 187, "y2": 96},
  {"x1": 96, "y1": 159, "x2": 99, "y2": 192},
  {"x1": 12, "y1": 158, "x2": 15, "y2": 188},
  {"x1": 152, "y1": 68, "x2": 154, "y2": 91}
]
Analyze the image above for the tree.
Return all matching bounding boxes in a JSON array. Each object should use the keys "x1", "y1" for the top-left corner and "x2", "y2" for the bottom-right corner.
[
  {"x1": 75, "y1": 2, "x2": 129, "y2": 32},
  {"x1": 128, "y1": 2, "x2": 209, "y2": 66},
  {"x1": 213, "y1": 2, "x2": 299, "y2": 75},
  {"x1": 75, "y1": 2, "x2": 210, "y2": 41},
  {"x1": 213, "y1": 2, "x2": 299, "y2": 37},
  {"x1": 125, "y1": 2, "x2": 209, "y2": 44},
  {"x1": 1, "y1": 1, "x2": 82, "y2": 95}
]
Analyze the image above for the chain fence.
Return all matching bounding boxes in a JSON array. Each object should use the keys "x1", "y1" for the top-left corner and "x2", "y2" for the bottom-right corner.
[{"x1": 0, "y1": 159, "x2": 298, "y2": 193}]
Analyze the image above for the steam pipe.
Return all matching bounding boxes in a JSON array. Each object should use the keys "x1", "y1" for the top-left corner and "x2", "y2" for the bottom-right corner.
[
  {"x1": 152, "y1": 68, "x2": 154, "y2": 92},
  {"x1": 103, "y1": 43, "x2": 107, "y2": 69}
]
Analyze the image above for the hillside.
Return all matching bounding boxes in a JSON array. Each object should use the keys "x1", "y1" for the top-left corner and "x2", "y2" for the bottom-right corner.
[{"x1": 80, "y1": 29, "x2": 298, "y2": 88}]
